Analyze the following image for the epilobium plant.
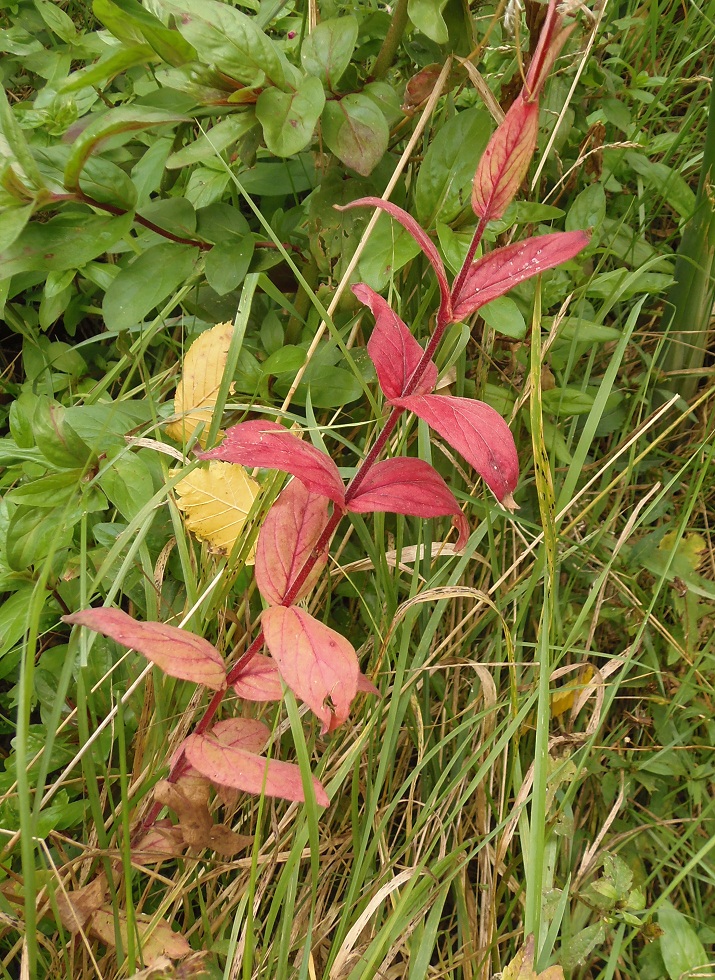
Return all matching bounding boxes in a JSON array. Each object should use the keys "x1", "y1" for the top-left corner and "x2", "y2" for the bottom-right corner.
[{"x1": 64, "y1": 0, "x2": 588, "y2": 824}]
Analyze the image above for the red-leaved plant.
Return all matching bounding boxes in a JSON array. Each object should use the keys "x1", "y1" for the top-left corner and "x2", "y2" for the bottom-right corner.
[{"x1": 64, "y1": 0, "x2": 588, "y2": 827}]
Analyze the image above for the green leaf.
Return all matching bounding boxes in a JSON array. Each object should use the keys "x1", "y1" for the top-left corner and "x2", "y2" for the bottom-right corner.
[
  {"x1": 0, "y1": 203, "x2": 33, "y2": 252},
  {"x1": 58, "y1": 44, "x2": 155, "y2": 92},
  {"x1": 204, "y1": 237, "x2": 254, "y2": 295},
  {"x1": 166, "y1": 113, "x2": 257, "y2": 168},
  {"x1": 257, "y1": 75, "x2": 325, "y2": 158},
  {"x1": 658, "y1": 903, "x2": 708, "y2": 980},
  {"x1": 357, "y1": 210, "x2": 422, "y2": 291},
  {"x1": 301, "y1": 15, "x2": 358, "y2": 90},
  {"x1": 98, "y1": 450, "x2": 155, "y2": 520},
  {"x1": 415, "y1": 108, "x2": 492, "y2": 226},
  {"x1": 0, "y1": 589, "x2": 47, "y2": 660},
  {"x1": 0, "y1": 211, "x2": 134, "y2": 279},
  {"x1": 542, "y1": 387, "x2": 596, "y2": 416},
  {"x1": 408, "y1": 0, "x2": 449, "y2": 44},
  {"x1": 262, "y1": 345, "x2": 307, "y2": 377},
  {"x1": 566, "y1": 182, "x2": 606, "y2": 233},
  {"x1": 6, "y1": 505, "x2": 75, "y2": 571},
  {"x1": 0, "y1": 86, "x2": 44, "y2": 191},
  {"x1": 64, "y1": 106, "x2": 188, "y2": 192},
  {"x1": 302, "y1": 366, "x2": 363, "y2": 407},
  {"x1": 560, "y1": 922, "x2": 606, "y2": 971},
  {"x1": 625, "y1": 150, "x2": 696, "y2": 221},
  {"x1": 32, "y1": 398, "x2": 93, "y2": 469},
  {"x1": 94, "y1": 0, "x2": 196, "y2": 65},
  {"x1": 102, "y1": 242, "x2": 198, "y2": 330},
  {"x1": 162, "y1": 0, "x2": 298, "y2": 89},
  {"x1": 61, "y1": 44, "x2": 158, "y2": 93},
  {"x1": 322, "y1": 94, "x2": 389, "y2": 177},
  {"x1": 34, "y1": 0, "x2": 78, "y2": 42},
  {"x1": 480, "y1": 296, "x2": 526, "y2": 339}
]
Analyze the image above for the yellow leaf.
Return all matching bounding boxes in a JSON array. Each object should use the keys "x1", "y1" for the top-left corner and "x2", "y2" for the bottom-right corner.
[
  {"x1": 165, "y1": 321, "x2": 235, "y2": 448},
  {"x1": 551, "y1": 665, "x2": 595, "y2": 719},
  {"x1": 174, "y1": 461, "x2": 260, "y2": 560}
]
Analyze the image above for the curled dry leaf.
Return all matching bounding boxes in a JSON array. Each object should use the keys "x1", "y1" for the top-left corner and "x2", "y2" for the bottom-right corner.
[
  {"x1": 353, "y1": 283, "x2": 437, "y2": 401},
  {"x1": 127, "y1": 952, "x2": 212, "y2": 979},
  {"x1": 62, "y1": 607, "x2": 226, "y2": 690},
  {"x1": 346, "y1": 457, "x2": 469, "y2": 549},
  {"x1": 154, "y1": 777, "x2": 212, "y2": 848},
  {"x1": 174, "y1": 460, "x2": 260, "y2": 560},
  {"x1": 232, "y1": 653, "x2": 284, "y2": 701},
  {"x1": 199, "y1": 419, "x2": 346, "y2": 506},
  {"x1": 392, "y1": 394, "x2": 519, "y2": 504},
  {"x1": 185, "y1": 731, "x2": 329, "y2": 806},
  {"x1": 255, "y1": 479, "x2": 330, "y2": 606},
  {"x1": 165, "y1": 321, "x2": 235, "y2": 448},
  {"x1": 261, "y1": 605, "x2": 359, "y2": 733}
]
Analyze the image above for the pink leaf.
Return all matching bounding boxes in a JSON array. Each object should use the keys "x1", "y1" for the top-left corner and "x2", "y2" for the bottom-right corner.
[
  {"x1": 211, "y1": 717, "x2": 270, "y2": 754},
  {"x1": 471, "y1": 95, "x2": 539, "y2": 224},
  {"x1": 232, "y1": 653, "x2": 284, "y2": 702},
  {"x1": 346, "y1": 457, "x2": 469, "y2": 549},
  {"x1": 452, "y1": 231, "x2": 590, "y2": 321},
  {"x1": 261, "y1": 605, "x2": 359, "y2": 734},
  {"x1": 357, "y1": 672, "x2": 381, "y2": 697},
  {"x1": 337, "y1": 198, "x2": 451, "y2": 314},
  {"x1": 62, "y1": 608, "x2": 226, "y2": 690},
  {"x1": 198, "y1": 420, "x2": 345, "y2": 507},
  {"x1": 392, "y1": 394, "x2": 519, "y2": 505},
  {"x1": 184, "y1": 732, "x2": 329, "y2": 807},
  {"x1": 525, "y1": 0, "x2": 574, "y2": 99},
  {"x1": 255, "y1": 480, "x2": 330, "y2": 606},
  {"x1": 353, "y1": 283, "x2": 437, "y2": 400}
]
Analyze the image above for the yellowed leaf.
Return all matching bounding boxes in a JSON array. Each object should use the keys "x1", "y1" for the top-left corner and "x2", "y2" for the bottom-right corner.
[
  {"x1": 551, "y1": 666, "x2": 595, "y2": 719},
  {"x1": 174, "y1": 461, "x2": 260, "y2": 559},
  {"x1": 659, "y1": 531, "x2": 707, "y2": 571},
  {"x1": 165, "y1": 321, "x2": 235, "y2": 448}
]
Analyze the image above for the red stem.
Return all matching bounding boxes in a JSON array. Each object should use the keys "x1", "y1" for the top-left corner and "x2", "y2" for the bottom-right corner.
[
  {"x1": 451, "y1": 215, "x2": 488, "y2": 303},
  {"x1": 53, "y1": 191, "x2": 301, "y2": 253}
]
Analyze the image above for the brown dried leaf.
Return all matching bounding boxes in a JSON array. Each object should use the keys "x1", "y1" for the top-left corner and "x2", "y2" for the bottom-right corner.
[
  {"x1": 174, "y1": 461, "x2": 260, "y2": 559},
  {"x1": 56, "y1": 874, "x2": 107, "y2": 934},
  {"x1": 154, "y1": 777, "x2": 213, "y2": 848},
  {"x1": 90, "y1": 908, "x2": 191, "y2": 962},
  {"x1": 206, "y1": 824, "x2": 253, "y2": 857},
  {"x1": 165, "y1": 321, "x2": 235, "y2": 448},
  {"x1": 127, "y1": 952, "x2": 211, "y2": 979}
]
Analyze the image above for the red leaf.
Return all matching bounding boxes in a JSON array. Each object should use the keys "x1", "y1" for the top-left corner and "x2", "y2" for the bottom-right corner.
[
  {"x1": 232, "y1": 653, "x2": 284, "y2": 702},
  {"x1": 392, "y1": 394, "x2": 519, "y2": 504},
  {"x1": 336, "y1": 197, "x2": 451, "y2": 314},
  {"x1": 346, "y1": 457, "x2": 469, "y2": 549},
  {"x1": 62, "y1": 608, "x2": 226, "y2": 690},
  {"x1": 357, "y1": 672, "x2": 381, "y2": 697},
  {"x1": 211, "y1": 717, "x2": 270, "y2": 754},
  {"x1": 198, "y1": 420, "x2": 345, "y2": 507},
  {"x1": 261, "y1": 605, "x2": 358, "y2": 733},
  {"x1": 525, "y1": 0, "x2": 574, "y2": 99},
  {"x1": 471, "y1": 95, "x2": 539, "y2": 224},
  {"x1": 353, "y1": 283, "x2": 437, "y2": 400},
  {"x1": 452, "y1": 231, "x2": 590, "y2": 321},
  {"x1": 184, "y1": 732, "x2": 329, "y2": 807},
  {"x1": 255, "y1": 480, "x2": 330, "y2": 606}
]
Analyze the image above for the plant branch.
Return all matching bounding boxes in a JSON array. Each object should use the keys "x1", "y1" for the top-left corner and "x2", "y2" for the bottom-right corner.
[
  {"x1": 55, "y1": 190, "x2": 301, "y2": 253},
  {"x1": 371, "y1": 0, "x2": 410, "y2": 79},
  {"x1": 450, "y1": 215, "x2": 488, "y2": 302}
]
